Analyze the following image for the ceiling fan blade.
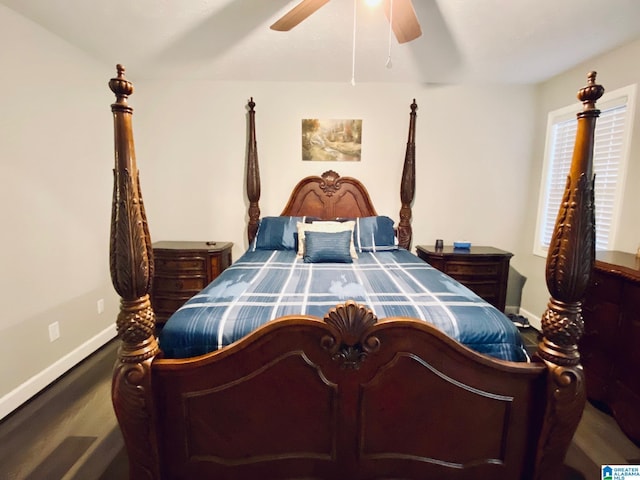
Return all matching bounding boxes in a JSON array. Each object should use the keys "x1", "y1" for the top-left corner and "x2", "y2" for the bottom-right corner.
[
  {"x1": 270, "y1": 0, "x2": 331, "y2": 31},
  {"x1": 384, "y1": 0, "x2": 422, "y2": 44}
]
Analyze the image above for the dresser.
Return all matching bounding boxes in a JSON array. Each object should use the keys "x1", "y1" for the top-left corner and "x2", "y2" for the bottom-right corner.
[
  {"x1": 151, "y1": 241, "x2": 233, "y2": 325},
  {"x1": 580, "y1": 250, "x2": 640, "y2": 446},
  {"x1": 415, "y1": 245, "x2": 513, "y2": 312}
]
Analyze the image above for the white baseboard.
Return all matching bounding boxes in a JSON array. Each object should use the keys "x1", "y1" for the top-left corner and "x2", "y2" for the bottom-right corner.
[{"x1": 0, "y1": 324, "x2": 117, "y2": 420}]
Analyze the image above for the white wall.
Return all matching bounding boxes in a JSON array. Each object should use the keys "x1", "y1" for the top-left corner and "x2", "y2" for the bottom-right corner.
[
  {"x1": 131, "y1": 80, "x2": 536, "y2": 266},
  {"x1": 0, "y1": 5, "x2": 118, "y2": 418},
  {"x1": 517, "y1": 38, "x2": 640, "y2": 324}
]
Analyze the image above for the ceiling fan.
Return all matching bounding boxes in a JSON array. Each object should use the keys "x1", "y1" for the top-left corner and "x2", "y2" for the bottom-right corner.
[{"x1": 270, "y1": 0, "x2": 422, "y2": 44}]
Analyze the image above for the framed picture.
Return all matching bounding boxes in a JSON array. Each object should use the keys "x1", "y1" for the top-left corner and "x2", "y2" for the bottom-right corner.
[{"x1": 302, "y1": 119, "x2": 362, "y2": 161}]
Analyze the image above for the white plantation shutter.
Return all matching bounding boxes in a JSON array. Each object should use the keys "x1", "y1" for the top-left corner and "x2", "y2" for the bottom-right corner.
[
  {"x1": 535, "y1": 85, "x2": 635, "y2": 255},
  {"x1": 540, "y1": 117, "x2": 577, "y2": 248},
  {"x1": 592, "y1": 105, "x2": 627, "y2": 248}
]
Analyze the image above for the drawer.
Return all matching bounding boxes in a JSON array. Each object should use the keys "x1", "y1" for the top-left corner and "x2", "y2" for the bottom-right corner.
[
  {"x1": 586, "y1": 270, "x2": 624, "y2": 304},
  {"x1": 583, "y1": 301, "x2": 622, "y2": 349},
  {"x1": 460, "y1": 281, "x2": 500, "y2": 298},
  {"x1": 153, "y1": 275, "x2": 207, "y2": 293},
  {"x1": 155, "y1": 255, "x2": 207, "y2": 273},
  {"x1": 622, "y1": 280, "x2": 640, "y2": 314},
  {"x1": 444, "y1": 262, "x2": 500, "y2": 278},
  {"x1": 209, "y1": 256, "x2": 221, "y2": 278},
  {"x1": 153, "y1": 296, "x2": 192, "y2": 314}
]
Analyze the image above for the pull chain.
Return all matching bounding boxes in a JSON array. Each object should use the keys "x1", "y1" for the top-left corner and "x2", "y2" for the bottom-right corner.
[
  {"x1": 386, "y1": 0, "x2": 393, "y2": 68},
  {"x1": 351, "y1": 0, "x2": 357, "y2": 85}
]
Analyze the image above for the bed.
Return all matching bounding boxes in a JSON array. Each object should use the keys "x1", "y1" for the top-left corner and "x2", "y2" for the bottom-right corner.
[
  {"x1": 108, "y1": 65, "x2": 603, "y2": 479},
  {"x1": 159, "y1": 246, "x2": 527, "y2": 362}
]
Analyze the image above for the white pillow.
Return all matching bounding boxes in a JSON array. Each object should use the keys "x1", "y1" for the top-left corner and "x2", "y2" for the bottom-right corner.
[{"x1": 297, "y1": 221, "x2": 357, "y2": 259}]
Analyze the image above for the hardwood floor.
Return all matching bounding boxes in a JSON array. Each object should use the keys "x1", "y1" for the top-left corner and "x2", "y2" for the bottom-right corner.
[
  {"x1": 0, "y1": 339, "x2": 123, "y2": 480},
  {"x1": 0, "y1": 329, "x2": 637, "y2": 479}
]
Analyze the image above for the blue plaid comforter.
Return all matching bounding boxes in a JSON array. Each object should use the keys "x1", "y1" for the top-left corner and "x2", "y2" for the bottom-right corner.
[{"x1": 159, "y1": 249, "x2": 527, "y2": 361}]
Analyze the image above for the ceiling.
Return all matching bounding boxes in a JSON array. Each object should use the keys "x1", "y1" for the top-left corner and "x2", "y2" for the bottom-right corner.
[{"x1": 4, "y1": 0, "x2": 640, "y2": 84}]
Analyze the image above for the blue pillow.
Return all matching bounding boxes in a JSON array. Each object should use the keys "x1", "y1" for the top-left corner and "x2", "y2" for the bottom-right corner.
[
  {"x1": 303, "y1": 230, "x2": 353, "y2": 263},
  {"x1": 354, "y1": 216, "x2": 397, "y2": 252},
  {"x1": 253, "y1": 216, "x2": 304, "y2": 251}
]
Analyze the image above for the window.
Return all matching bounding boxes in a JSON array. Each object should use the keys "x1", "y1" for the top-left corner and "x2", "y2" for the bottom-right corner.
[{"x1": 534, "y1": 84, "x2": 636, "y2": 256}]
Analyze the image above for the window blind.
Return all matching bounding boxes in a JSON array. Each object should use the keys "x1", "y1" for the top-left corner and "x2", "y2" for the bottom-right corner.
[{"x1": 536, "y1": 87, "x2": 634, "y2": 255}]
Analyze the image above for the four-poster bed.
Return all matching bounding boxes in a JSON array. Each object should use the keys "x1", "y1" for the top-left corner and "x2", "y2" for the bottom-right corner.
[{"x1": 108, "y1": 65, "x2": 603, "y2": 479}]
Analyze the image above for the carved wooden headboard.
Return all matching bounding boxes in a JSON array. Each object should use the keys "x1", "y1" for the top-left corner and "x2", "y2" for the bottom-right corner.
[
  {"x1": 245, "y1": 99, "x2": 418, "y2": 250},
  {"x1": 280, "y1": 170, "x2": 377, "y2": 219}
]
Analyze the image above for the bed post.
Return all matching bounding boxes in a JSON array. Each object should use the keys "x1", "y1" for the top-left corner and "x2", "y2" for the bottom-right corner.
[
  {"x1": 109, "y1": 65, "x2": 162, "y2": 479},
  {"x1": 246, "y1": 97, "x2": 261, "y2": 245},
  {"x1": 533, "y1": 72, "x2": 603, "y2": 479},
  {"x1": 398, "y1": 99, "x2": 417, "y2": 250}
]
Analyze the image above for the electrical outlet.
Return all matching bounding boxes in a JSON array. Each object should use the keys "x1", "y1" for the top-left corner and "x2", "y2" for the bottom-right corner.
[
  {"x1": 97, "y1": 298, "x2": 105, "y2": 314},
  {"x1": 49, "y1": 322, "x2": 60, "y2": 342}
]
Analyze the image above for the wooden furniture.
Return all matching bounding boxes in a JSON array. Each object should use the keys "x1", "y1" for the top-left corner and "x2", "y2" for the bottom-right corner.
[
  {"x1": 415, "y1": 245, "x2": 513, "y2": 311},
  {"x1": 580, "y1": 250, "x2": 640, "y2": 446},
  {"x1": 151, "y1": 241, "x2": 233, "y2": 324},
  {"x1": 108, "y1": 65, "x2": 602, "y2": 479}
]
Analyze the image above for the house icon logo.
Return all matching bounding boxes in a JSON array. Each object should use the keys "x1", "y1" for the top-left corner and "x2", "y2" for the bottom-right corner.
[{"x1": 602, "y1": 465, "x2": 613, "y2": 480}]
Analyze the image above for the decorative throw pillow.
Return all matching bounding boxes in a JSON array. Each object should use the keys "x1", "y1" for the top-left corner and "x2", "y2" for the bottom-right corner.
[
  {"x1": 353, "y1": 216, "x2": 398, "y2": 252},
  {"x1": 297, "y1": 220, "x2": 357, "y2": 258},
  {"x1": 252, "y1": 216, "x2": 305, "y2": 251},
  {"x1": 303, "y1": 230, "x2": 353, "y2": 263}
]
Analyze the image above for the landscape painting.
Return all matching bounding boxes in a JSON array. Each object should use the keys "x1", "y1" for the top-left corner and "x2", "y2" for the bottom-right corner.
[{"x1": 302, "y1": 118, "x2": 362, "y2": 161}]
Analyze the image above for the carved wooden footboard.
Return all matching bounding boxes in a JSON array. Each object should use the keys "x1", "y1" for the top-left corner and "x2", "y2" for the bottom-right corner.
[
  {"x1": 151, "y1": 301, "x2": 549, "y2": 478},
  {"x1": 108, "y1": 65, "x2": 602, "y2": 479}
]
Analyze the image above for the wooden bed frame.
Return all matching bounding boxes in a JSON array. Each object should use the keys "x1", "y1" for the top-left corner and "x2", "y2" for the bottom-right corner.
[{"x1": 108, "y1": 65, "x2": 603, "y2": 479}]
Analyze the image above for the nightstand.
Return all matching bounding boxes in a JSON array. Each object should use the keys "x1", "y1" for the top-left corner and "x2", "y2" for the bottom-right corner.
[
  {"x1": 151, "y1": 241, "x2": 233, "y2": 324},
  {"x1": 415, "y1": 245, "x2": 513, "y2": 311}
]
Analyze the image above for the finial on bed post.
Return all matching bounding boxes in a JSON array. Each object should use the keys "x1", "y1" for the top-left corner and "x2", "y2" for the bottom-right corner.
[
  {"x1": 109, "y1": 65, "x2": 161, "y2": 479},
  {"x1": 398, "y1": 99, "x2": 417, "y2": 250},
  {"x1": 109, "y1": 64, "x2": 132, "y2": 107},
  {"x1": 247, "y1": 97, "x2": 261, "y2": 245},
  {"x1": 533, "y1": 72, "x2": 603, "y2": 479}
]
